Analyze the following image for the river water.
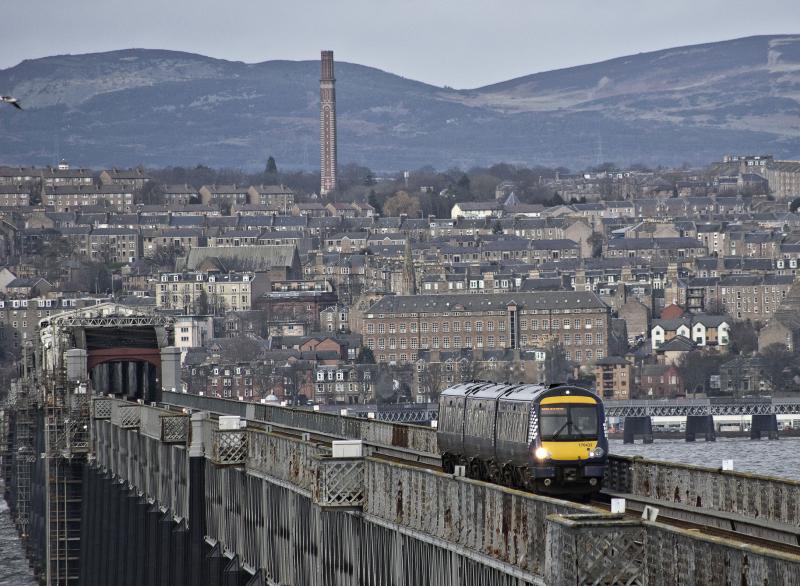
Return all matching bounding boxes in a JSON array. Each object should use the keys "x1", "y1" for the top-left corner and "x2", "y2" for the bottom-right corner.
[
  {"x1": 610, "y1": 436, "x2": 800, "y2": 480},
  {"x1": 0, "y1": 499, "x2": 37, "y2": 585},
  {"x1": 0, "y1": 438, "x2": 797, "y2": 583}
]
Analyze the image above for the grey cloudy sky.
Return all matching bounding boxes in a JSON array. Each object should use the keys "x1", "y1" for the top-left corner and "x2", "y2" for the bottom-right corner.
[{"x1": 2, "y1": 0, "x2": 799, "y2": 88}]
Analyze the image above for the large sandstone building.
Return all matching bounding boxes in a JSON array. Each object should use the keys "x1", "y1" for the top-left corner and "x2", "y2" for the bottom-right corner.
[{"x1": 359, "y1": 292, "x2": 610, "y2": 368}]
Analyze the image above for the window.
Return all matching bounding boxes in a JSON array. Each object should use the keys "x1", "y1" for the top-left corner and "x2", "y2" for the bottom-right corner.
[
  {"x1": 389, "y1": 323, "x2": 396, "y2": 334},
  {"x1": 367, "y1": 324, "x2": 374, "y2": 334},
  {"x1": 487, "y1": 336, "x2": 495, "y2": 348},
  {"x1": 532, "y1": 320, "x2": 539, "y2": 329},
  {"x1": 432, "y1": 323, "x2": 439, "y2": 333},
  {"x1": 378, "y1": 324, "x2": 385, "y2": 334},
  {"x1": 432, "y1": 337, "x2": 440, "y2": 348},
  {"x1": 422, "y1": 323, "x2": 429, "y2": 332},
  {"x1": 487, "y1": 321, "x2": 495, "y2": 332},
  {"x1": 476, "y1": 321, "x2": 483, "y2": 332}
]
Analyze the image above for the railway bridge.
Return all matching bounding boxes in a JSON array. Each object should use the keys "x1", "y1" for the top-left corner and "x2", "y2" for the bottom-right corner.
[
  {"x1": 3, "y1": 307, "x2": 800, "y2": 584},
  {"x1": 5, "y1": 384, "x2": 800, "y2": 584}
]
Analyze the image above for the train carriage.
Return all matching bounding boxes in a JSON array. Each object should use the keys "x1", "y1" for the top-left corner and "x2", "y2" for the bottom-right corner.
[{"x1": 438, "y1": 382, "x2": 608, "y2": 496}]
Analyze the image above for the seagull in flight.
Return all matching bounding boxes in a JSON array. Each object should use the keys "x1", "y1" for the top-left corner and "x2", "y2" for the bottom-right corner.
[{"x1": 1, "y1": 96, "x2": 22, "y2": 110}]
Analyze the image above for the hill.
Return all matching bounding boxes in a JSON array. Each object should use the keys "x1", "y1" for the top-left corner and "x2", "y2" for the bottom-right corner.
[{"x1": 1, "y1": 35, "x2": 799, "y2": 170}]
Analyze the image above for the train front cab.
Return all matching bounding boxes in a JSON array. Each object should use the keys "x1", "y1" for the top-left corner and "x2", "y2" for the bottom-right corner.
[{"x1": 529, "y1": 387, "x2": 607, "y2": 495}]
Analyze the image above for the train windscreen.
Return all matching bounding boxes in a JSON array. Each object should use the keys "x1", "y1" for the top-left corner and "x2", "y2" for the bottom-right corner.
[{"x1": 539, "y1": 404, "x2": 598, "y2": 441}]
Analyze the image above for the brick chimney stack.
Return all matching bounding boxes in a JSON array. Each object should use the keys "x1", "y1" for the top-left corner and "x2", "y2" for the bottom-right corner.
[{"x1": 320, "y1": 51, "x2": 337, "y2": 196}]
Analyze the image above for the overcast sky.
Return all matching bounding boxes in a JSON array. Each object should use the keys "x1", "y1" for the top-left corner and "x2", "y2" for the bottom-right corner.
[{"x1": 1, "y1": 0, "x2": 799, "y2": 88}]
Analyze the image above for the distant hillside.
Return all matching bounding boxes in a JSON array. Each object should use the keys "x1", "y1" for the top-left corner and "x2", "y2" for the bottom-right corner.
[{"x1": 1, "y1": 35, "x2": 799, "y2": 170}]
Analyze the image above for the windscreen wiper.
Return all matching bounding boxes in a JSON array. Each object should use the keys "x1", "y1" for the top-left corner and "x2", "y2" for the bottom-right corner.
[{"x1": 550, "y1": 419, "x2": 570, "y2": 440}]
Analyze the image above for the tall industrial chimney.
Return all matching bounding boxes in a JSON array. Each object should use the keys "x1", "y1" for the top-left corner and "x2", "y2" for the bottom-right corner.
[{"x1": 320, "y1": 50, "x2": 337, "y2": 196}]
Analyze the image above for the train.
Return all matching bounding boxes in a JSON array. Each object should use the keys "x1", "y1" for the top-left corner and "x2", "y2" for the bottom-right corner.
[{"x1": 437, "y1": 382, "x2": 608, "y2": 496}]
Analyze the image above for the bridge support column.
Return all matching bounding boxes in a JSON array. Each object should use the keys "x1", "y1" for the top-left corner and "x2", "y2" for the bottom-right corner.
[
  {"x1": 750, "y1": 414, "x2": 779, "y2": 440},
  {"x1": 189, "y1": 412, "x2": 208, "y2": 586},
  {"x1": 160, "y1": 346, "x2": 181, "y2": 401},
  {"x1": 114, "y1": 362, "x2": 124, "y2": 395},
  {"x1": 623, "y1": 416, "x2": 653, "y2": 444},
  {"x1": 685, "y1": 415, "x2": 715, "y2": 442},
  {"x1": 127, "y1": 362, "x2": 139, "y2": 402},
  {"x1": 66, "y1": 348, "x2": 88, "y2": 382}
]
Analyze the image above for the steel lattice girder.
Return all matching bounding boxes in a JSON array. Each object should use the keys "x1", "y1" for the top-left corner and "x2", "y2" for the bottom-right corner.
[
  {"x1": 604, "y1": 399, "x2": 800, "y2": 417},
  {"x1": 51, "y1": 315, "x2": 174, "y2": 328}
]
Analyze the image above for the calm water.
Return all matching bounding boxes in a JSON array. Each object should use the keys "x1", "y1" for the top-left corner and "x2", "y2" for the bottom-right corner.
[
  {"x1": 611, "y1": 436, "x2": 800, "y2": 480},
  {"x1": 0, "y1": 499, "x2": 37, "y2": 585}
]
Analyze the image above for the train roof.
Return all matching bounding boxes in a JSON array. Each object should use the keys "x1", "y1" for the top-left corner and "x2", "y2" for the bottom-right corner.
[{"x1": 439, "y1": 382, "x2": 598, "y2": 402}]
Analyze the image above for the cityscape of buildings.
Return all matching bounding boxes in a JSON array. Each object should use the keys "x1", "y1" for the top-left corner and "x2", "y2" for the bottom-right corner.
[{"x1": 0, "y1": 51, "x2": 798, "y2": 408}]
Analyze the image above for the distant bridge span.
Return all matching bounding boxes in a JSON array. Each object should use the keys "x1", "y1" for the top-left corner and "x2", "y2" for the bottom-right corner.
[{"x1": 316, "y1": 398, "x2": 800, "y2": 423}]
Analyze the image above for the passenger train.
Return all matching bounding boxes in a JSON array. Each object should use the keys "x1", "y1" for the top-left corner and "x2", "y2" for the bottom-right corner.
[{"x1": 437, "y1": 382, "x2": 608, "y2": 496}]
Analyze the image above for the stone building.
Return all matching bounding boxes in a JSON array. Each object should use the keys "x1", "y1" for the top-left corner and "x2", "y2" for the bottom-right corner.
[
  {"x1": 360, "y1": 291, "x2": 610, "y2": 368},
  {"x1": 156, "y1": 271, "x2": 269, "y2": 313},
  {"x1": 761, "y1": 161, "x2": 800, "y2": 199},
  {"x1": 594, "y1": 356, "x2": 633, "y2": 399}
]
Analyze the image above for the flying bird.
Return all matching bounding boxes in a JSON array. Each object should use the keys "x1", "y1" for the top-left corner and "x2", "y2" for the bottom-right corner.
[{"x1": 1, "y1": 96, "x2": 23, "y2": 110}]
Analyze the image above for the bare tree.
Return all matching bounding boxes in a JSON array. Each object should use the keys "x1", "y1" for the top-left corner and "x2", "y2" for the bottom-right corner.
[{"x1": 419, "y1": 361, "x2": 444, "y2": 402}]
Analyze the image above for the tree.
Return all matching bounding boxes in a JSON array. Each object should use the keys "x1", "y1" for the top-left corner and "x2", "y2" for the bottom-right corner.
[
  {"x1": 545, "y1": 341, "x2": 570, "y2": 385},
  {"x1": 790, "y1": 197, "x2": 800, "y2": 213},
  {"x1": 265, "y1": 156, "x2": 278, "y2": 175},
  {"x1": 759, "y1": 343, "x2": 797, "y2": 392},
  {"x1": 383, "y1": 191, "x2": 421, "y2": 217},
  {"x1": 455, "y1": 174, "x2": 471, "y2": 197},
  {"x1": 137, "y1": 181, "x2": 164, "y2": 205},
  {"x1": 151, "y1": 242, "x2": 185, "y2": 270},
  {"x1": 676, "y1": 351, "x2": 725, "y2": 396},
  {"x1": 492, "y1": 221, "x2": 503, "y2": 234},
  {"x1": 368, "y1": 191, "x2": 382, "y2": 216},
  {"x1": 419, "y1": 362, "x2": 444, "y2": 402},
  {"x1": 728, "y1": 321, "x2": 759, "y2": 355},
  {"x1": 587, "y1": 232, "x2": 604, "y2": 258},
  {"x1": 357, "y1": 347, "x2": 375, "y2": 364}
]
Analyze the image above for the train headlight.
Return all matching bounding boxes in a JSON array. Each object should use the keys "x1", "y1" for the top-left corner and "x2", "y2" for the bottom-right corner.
[
  {"x1": 534, "y1": 447, "x2": 550, "y2": 460},
  {"x1": 589, "y1": 447, "x2": 604, "y2": 458}
]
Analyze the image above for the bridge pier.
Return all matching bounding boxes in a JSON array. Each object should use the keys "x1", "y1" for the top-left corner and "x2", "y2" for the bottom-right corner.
[
  {"x1": 685, "y1": 415, "x2": 715, "y2": 442},
  {"x1": 750, "y1": 414, "x2": 779, "y2": 440},
  {"x1": 623, "y1": 416, "x2": 653, "y2": 444}
]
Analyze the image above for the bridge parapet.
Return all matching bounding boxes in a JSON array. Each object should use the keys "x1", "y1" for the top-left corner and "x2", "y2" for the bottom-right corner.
[
  {"x1": 545, "y1": 513, "x2": 645, "y2": 585},
  {"x1": 209, "y1": 428, "x2": 248, "y2": 465},
  {"x1": 605, "y1": 455, "x2": 800, "y2": 527},
  {"x1": 364, "y1": 457, "x2": 593, "y2": 578},
  {"x1": 545, "y1": 511, "x2": 800, "y2": 585},
  {"x1": 313, "y1": 456, "x2": 365, "y2": 509},
  {"x1": 112, "y1": 403, "x2": 141, "y2": 429},
  {"x1": 246, "y1": 428, "x2": 323, "y2": 492}
]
